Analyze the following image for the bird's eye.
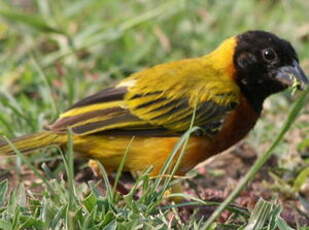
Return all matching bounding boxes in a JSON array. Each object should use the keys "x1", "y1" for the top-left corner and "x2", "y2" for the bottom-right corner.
[{"x1": 262, "y1": 48, "x2": 277, "y2": 62}]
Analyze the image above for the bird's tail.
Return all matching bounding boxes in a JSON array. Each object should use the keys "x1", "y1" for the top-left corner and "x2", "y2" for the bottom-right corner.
[{"x1": 0, "y1": 131, "x2": 64, "y2": 155}]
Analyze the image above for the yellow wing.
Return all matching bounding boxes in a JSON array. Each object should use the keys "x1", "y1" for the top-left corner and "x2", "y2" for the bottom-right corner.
[{"x1": 49, "y1": 58, "x2": 240, "y2": 136}]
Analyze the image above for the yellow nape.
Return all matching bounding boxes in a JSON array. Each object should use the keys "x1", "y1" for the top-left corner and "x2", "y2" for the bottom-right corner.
[{"x1": 202, "y1": 36, "x2": 237, "y2": 78}]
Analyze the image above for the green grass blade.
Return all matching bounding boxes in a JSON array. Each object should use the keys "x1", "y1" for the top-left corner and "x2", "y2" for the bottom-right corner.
[
  {"x1": 0, "y1": 180, "x2": 8, "y2": 207},
  {"x1": 164, "y1": 193, "x2": 249, "y2": 217},
  {"x1": 276, "y1": 217, "x2": 295, "y2": 230},
  {"x1": 61, "y1": 129, "x2": 77, "y2": 203},
  {"x1": 31, "y1": 57, "x2": 59, "y2": 118},
  {"x1": 97, "y1": 161, "x2": 114, "y2": 202},
  {"x1": 244, "y1": 198, "x2": 279, "y2": 230},
  {"x1": 0, "y1": 8, "x2": 63, "y2": 34},
  {"x1": 112, "y1": 136, "x2": 135, "y2": 197}
]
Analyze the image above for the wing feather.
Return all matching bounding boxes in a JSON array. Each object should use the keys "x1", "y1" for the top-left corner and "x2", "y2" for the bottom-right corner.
[
  {"x1": 69, "y1": 87, "x2": 127, "y2": 109},
  {"x1": 49, "y1": 59, "x2": 241, "y2": 136}
]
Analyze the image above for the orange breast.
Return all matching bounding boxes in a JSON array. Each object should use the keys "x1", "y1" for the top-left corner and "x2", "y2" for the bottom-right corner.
[
  {"x1": 211, "y1": 95, "x2": 260, "y2": 153},
  {"x1": 175, "y1": 95, "x2": 259, "y2": 174}
]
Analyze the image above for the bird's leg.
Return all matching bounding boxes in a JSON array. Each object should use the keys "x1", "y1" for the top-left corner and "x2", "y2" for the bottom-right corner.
[
  {"x1": 164, "y1": 182, "x2": 185, "y2": 203},
  {"x1": 88, "y1": 159, "x2": 100, "y2": 177},
  {"x1": 88, "y1": 159, "x2": 129, "y2": 195}
]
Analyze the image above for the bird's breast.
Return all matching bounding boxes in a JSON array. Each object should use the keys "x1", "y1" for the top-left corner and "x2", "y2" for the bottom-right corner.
[
  {"x1": 212, "y1": 95, "x2": 260, "y2": 152},
  {"x1": 177, "y1": 95, "x2": 259, "y2": 174}
]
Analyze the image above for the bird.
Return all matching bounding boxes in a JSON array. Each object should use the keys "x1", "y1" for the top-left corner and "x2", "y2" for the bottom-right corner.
[{"x1": 0, "y1": 30, "x2": 308, "y2": 179}]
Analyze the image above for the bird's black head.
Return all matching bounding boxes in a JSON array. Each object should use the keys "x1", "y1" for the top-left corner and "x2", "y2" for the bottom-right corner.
[{"x1": 234, "y1": 30, "x2": 308, "y2": 112}]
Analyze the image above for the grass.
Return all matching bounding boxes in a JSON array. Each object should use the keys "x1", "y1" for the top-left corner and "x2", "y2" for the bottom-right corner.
[{"x1": 0, "y1": 0, "x2": 308, "y2": 229}]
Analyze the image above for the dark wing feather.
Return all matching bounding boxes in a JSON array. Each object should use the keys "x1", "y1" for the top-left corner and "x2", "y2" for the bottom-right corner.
[
  {"x1": 49, "y1": 85, "x2": 238, "y2": 137},
  {"x1": 125, "y1": 90, "x2": 238, "y2": 135},
  {"x1": 71, "y1": 113, "x2": 140, "y2": 134},
  {"x1": 68, "y1": 87, "x2": 127, "y2": 109},
  {"x1": 51, "y1": 107, "x2": 127, "y2": 130},
  {"x1": 49, "y1": 86, "x2": 147, "y2": 133}
]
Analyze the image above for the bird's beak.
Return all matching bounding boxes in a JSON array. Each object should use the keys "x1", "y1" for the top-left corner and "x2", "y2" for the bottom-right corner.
[{"x1": 275, "y1": 60, "x2": 308, "y2": 90}]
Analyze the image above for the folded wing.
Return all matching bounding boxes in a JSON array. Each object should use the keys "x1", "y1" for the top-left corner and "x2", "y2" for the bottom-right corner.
[{"x1": 49, "y1": 60, "x2": 240, "y2": 137}]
